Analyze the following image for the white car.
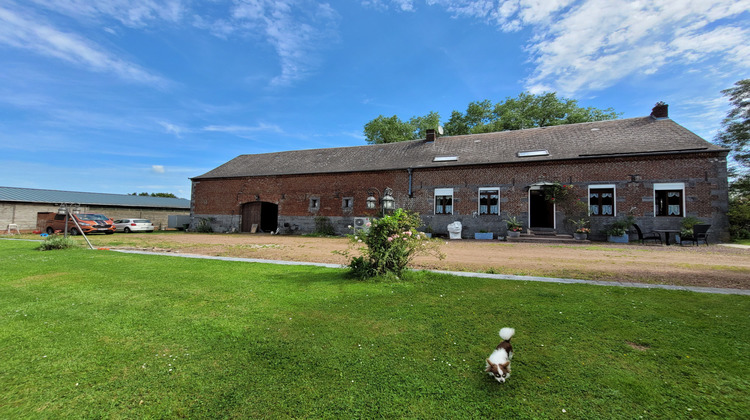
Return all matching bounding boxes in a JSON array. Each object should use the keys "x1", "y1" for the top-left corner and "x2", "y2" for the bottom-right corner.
[{"x1": 113, "y1": 218, "x2": 154, "y2": 233}]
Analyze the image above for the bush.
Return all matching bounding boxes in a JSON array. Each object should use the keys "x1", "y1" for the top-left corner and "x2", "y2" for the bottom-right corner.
[
  {"x1": 195, "y1": 218, "x2": 213, "y2": 233},
  {"x1": 343, "y1": 209, "x2": 443, "y2": 279},
  {"x1": 314, "y1": 216, "x2": 336, "y2": 236},
  {"x1": 36, "y1": 236, "x2": 78, "y2": 251}
]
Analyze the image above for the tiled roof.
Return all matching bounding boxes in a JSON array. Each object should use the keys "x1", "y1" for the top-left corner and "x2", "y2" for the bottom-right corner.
[
  {"x1": 0, "y1": 186, "x2": 190, "y2": 209},
  {"x1": 193, "y1": 116, "x2": 726, "y2": 179}
]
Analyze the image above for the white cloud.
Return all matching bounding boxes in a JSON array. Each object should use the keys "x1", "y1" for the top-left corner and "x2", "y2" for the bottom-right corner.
[
  {"x1": 202, "y1": 123, "x2": 284, "y2": 134},
  {"x1": 427, "y1": 0, "x2": 750, "y2": 95},
  {"x1": 231, "y1": 0, "x2": 341, "y2": 87},
  {"x1": 0, "y1": 5, "x2": 167, "y2": 86},
  {"x1": 151, "y1": 165, "x2": 166, "y2": 173},
  {"x1": 14, "y1": 1, "x2": 339, "y2": 88},
  {"x1": 159, "y1": 121, "x2": 186, "y2": 138},
  {"x1": 26, "y1": 0, "x2": 185, "y2": 27}
]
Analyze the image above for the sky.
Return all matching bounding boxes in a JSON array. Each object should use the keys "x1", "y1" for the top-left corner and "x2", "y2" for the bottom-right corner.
[{"x1": 1, "y1": 0, "x2": 748, "y2": 199}]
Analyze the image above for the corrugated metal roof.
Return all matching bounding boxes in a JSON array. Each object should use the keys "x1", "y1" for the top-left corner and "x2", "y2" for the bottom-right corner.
[
  {"x1": 0, "y1": 186, "x2": 190, "y2": 209},
  {"x1": 193, "y1": 116, "x2": 727, "y2": 180}
]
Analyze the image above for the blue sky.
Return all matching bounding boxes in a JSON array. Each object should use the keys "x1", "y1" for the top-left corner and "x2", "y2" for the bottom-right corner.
[{"x1": 1, "y1": 0, "x2": 748, "y2": 199}]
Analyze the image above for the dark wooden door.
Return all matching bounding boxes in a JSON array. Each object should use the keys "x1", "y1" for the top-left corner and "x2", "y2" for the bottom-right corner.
[{"x1": 241, "y1": 202, "x2": 261, "y2": 232}]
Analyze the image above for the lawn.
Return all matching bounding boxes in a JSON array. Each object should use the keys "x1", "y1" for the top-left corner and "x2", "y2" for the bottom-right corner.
[{"x1": 1, "y1": 240, "x2": 748, "y2": 418}]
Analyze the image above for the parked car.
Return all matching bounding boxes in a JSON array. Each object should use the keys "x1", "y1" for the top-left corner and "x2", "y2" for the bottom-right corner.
[
  {"x1": 113, "y1": 218, "x2": 154, "y2": 233},
  {"x1": 37, "y1": 212, "x2": 116, "y2": 235}
]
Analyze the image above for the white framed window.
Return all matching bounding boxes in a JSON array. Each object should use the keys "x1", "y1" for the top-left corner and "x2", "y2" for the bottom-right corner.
[
  {"x1": 588, "y1": 184, "x2": 616, "y2": 216},
  {"x1": 434, "y1": 188, "x2": 453, "y2": 215},
  {"x1": 478, "y1": 188, "x2": 499, "y2": 215},
  {"x1": 654, "y1": 183, "x2": 685, "y2": 217}
]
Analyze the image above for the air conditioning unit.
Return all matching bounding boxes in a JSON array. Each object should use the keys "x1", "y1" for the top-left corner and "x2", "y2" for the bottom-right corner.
[{"x1": 352, "y1": 217, "x2": 371, "y2": 232}]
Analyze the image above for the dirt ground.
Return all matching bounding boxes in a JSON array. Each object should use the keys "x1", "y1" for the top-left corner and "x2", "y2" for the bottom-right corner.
[{"x1": 101, "y1": 233, "x2": 750, "y2": 290}]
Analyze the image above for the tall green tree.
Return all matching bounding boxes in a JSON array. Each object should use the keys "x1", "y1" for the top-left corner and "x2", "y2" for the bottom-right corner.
[
  {"x1": 363, "y1": 115, "x2": 418, "y2": 144},
  {"x1": 363, "y1": 92, "x2": 619, "y2": 144},
  {"x1": 446, "y1": 92, "x2": 620, "y2": 135},
  {"x1": 715, "y1": 79, "x2": 750, "y2": 173}
]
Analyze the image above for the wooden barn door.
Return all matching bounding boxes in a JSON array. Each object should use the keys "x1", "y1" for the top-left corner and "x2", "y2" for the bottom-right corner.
[{"x1": 241, "y1": 202, "x2": 261, "y2": 232}]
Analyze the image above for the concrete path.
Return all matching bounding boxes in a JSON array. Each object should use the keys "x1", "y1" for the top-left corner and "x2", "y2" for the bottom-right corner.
[{"x1": 111, "y1": 249, "x2": 750, "y2": 296}]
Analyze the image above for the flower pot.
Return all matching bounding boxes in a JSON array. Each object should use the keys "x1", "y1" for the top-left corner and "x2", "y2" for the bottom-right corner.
[
  {"x1": 574, "y1": 232, "x2": 588, "y2": 240},
  {"x1": 474, "y1": 232, "x2": 493, "y2": 240},
  {"x1": 423, "y1": 232, "x2": 432, "y2": 239},
  {"x1": 507, "y1": 231, "x2": 521, "y2": 238},
  {"x1": 607, "y1": 233, "x2": 629, "y2": 243}
]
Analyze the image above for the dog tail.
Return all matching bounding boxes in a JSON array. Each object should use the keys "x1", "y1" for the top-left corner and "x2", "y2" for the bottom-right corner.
[{"x1": 499, "y1": 327, "x2": 515, "y2": 341}]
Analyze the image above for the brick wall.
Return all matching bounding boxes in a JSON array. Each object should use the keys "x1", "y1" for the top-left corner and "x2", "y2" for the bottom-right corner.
[{"x1": 191, "y1": 151, "x2": 729, "y2": 241}]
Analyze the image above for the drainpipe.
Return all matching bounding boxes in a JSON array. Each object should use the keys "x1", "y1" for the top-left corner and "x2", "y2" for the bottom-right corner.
[{"x1": 407, "y1": 168, "x2": 413, "y2": 198}]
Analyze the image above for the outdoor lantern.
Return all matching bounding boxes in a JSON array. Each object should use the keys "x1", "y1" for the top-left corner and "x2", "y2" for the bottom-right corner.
[
  {"x1": 366, "y1": 195, "x2": 377, "y2": 209},
  {"x1": 382, "y1": 188, "x2": 395, "y2": 210},
  {"x1": 57, "y1": 206, "x2": 67, "y2": 215}
]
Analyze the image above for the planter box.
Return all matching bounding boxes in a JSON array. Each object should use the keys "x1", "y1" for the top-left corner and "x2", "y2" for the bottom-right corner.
[
  {"x1": 423, "y1": 232, "x2": 433, "y2": 239},
  {"x1": 573, "y1": 232, "x2": 588, "y2": 240},
  {"x1": 474, "y1": 232, "x2": 493, "y2": 240},
  {"x1": 507, "y1": 231, "x2": 521, "y2": 238},
  {"x1": 607, "y1": 233, "x2": 629, "y2": 243}
]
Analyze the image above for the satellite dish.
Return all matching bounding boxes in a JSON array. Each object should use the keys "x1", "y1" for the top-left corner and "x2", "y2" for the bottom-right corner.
[{"x1": 437, "y1": 125, "x2": 444, "y2": 135}]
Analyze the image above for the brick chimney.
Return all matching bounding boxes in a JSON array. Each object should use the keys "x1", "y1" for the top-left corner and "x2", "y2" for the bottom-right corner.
[
  {"x1": 651, "y1": 102, "x2": 668, "y2": 119},
  {"x1": 425, "y1": 129, "x2": 436, "y2": 142}
]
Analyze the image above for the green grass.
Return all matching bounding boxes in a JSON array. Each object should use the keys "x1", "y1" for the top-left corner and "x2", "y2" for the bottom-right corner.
[{"x1": 1, "y1": 241, "x2": 748, "y2": 419}]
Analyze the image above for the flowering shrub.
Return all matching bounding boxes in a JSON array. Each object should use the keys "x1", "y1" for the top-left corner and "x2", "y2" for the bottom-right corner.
[
  {"x1": 342, "y1": 209, "x2": 443, "y2": 279},
  {"x1": 544, "y1": 182, "x2": 575, "y2": 202}
]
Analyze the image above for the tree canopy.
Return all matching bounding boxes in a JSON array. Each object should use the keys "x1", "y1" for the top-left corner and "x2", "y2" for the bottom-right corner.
[
  {"x1": 129, "y1": 192, "x2": 178, "y2": 198},
  {"x1": 715, "y1": 79, "x2": 750, "y2": 173},
  {"x1": 362, "y1": 92, "x2": 620, "y2": 144}
]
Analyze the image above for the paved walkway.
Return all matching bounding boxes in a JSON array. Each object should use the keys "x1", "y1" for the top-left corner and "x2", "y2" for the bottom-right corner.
[{"x1": 112, "y1": 249, "x2": 750, "y2": 296}]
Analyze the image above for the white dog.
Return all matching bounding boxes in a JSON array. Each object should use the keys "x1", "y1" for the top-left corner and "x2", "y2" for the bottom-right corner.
[{"x1": 485, "y1": 327, "x2": 515, "y2": 383}]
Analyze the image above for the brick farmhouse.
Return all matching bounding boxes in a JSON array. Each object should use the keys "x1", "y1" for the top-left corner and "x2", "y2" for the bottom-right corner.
[{"x1": 191, "y1": 104, "x2": 730, "y2": 242}]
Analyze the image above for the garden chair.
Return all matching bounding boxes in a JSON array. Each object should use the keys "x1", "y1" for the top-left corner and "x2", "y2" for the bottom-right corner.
[
  {"x1": 680, "y1": 224, "x2": 710, "y2": 246},
  {"x1": 632, "y1": 224, "x2": 662, "y2": 245}
]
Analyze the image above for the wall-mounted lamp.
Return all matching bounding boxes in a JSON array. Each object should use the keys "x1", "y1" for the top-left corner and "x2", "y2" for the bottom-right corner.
[{"x1": 366, "y1": 187, "x2": 395, "y2": 215}]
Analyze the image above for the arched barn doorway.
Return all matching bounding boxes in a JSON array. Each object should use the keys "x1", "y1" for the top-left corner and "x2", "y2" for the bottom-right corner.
[{"x1": 241, "y1": 202, "x2": 278, "y2": 233}]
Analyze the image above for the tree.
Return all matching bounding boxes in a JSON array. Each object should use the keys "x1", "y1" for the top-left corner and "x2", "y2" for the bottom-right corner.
[
  {"x1": 446, "y1": 92, "x2": 620, "y2": 135},
  {"x1": 129, "y1": 192, "x2": 178, "y2": 198},
  {"x1": 363, "y1": 115, "x2": 416, "y2": 144},
  {"x1": 363, "y1": 92, "x2": 619, "y2": 144},
  {"x1": 715, "y1": 79, "x2": 750, "y2": 173},
  {"x1": 727, "y1": 175, "x2": 750, "y2": 239}
]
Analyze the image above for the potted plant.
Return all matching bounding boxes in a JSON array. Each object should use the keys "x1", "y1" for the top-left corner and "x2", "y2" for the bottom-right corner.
[
  {"x1": 504, "y1": 216, "x2": 523, "y2": 238},
  {"x1": 474, "y1": 229, "x2": 493, "y2": 240},
  {"x1": 605, "y1": 219, "x2": 630, "y2": 243},
  {"x1": 423, "y1": 225, "x2": 434, "y2": 239},
  {"x1": 679, "y1": 216, "x2": 701, "y2": 243},
  {"x1": 571, "y1": 218, "x2": 590, "y2": 240}
]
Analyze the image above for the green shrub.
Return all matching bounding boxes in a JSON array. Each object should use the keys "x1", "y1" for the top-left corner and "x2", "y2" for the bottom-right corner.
[
  {"x1": 36, "y1": 236, "x2": 78, "y2": 251},
  {"x1": 343, "y1": 209, "x2": 443, "y2": 279},
  {"x1": 195, "y1": 218, "x2": 213, "y2": 233},
  {"x1": 314, "y1": 216, "x2": 336, "y2": 236}
]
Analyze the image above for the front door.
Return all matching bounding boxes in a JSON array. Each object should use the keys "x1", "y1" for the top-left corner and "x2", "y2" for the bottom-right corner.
[{"x1": 529, "y1": 189, "x2": 555, "y2": 229}]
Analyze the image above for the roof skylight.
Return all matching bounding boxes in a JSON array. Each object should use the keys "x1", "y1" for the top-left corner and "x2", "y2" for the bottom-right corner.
[
  {"x1": 433, "y1": 156, "x2": 458, "y2": 162},
  {"x1": 517, "y1": 150, "x2": 549, "y2": 157}
]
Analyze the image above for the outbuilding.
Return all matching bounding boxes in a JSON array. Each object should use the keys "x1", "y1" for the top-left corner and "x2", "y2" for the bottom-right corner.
[
  {"x1": 191, "y1": 104, "x2": 730, "y2": 242},
  {"x1": 0, "y1": 187, "x2": 190, "y2": 233}
]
